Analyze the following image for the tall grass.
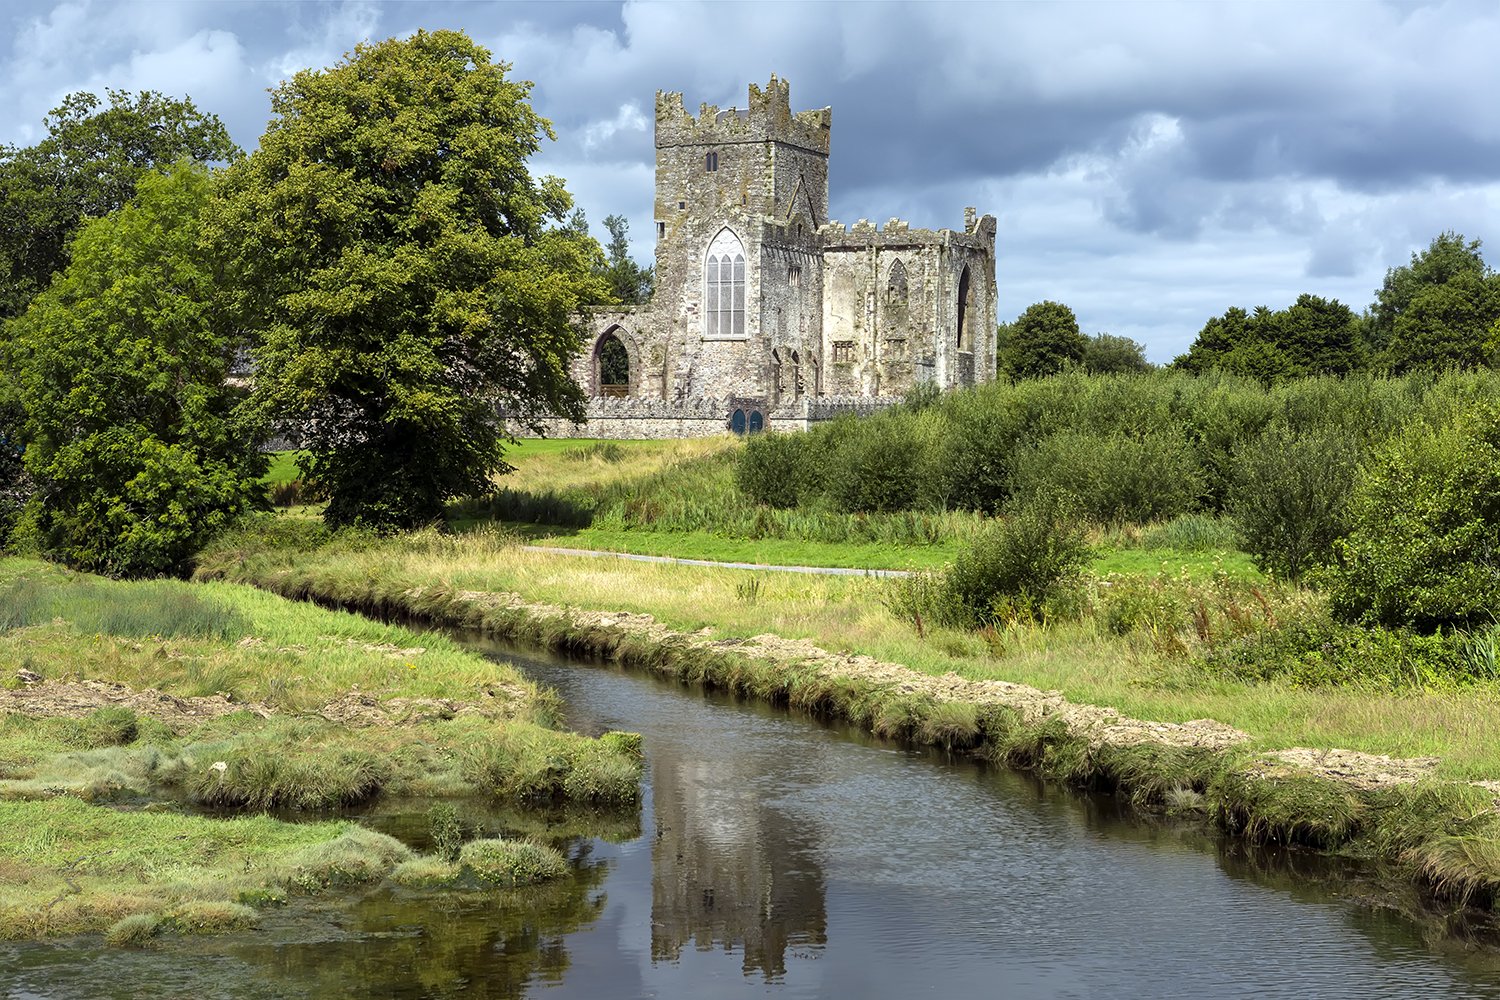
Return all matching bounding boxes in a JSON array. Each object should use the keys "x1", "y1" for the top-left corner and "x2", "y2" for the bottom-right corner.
[{"x1": 0, "y1": 575, "x2": 247, "y2": 639}]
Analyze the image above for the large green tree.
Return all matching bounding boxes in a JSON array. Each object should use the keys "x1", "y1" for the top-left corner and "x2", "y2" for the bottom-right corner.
[
  {"x1": 1367, "y1": 232, "x2": 1498, "y2": 366},
  {"x1": 5, "y1": 163, "x2": 265, "y2": 576},
  {"x1": 1005, "y1": 301, "x2": 1086, "y2": 379},
  {"x1": 0, "y1": 90, "x2": 237, "y2": 318},
  {"x1": 213, "y1": 30, "x2": 608, "y2": 530},
  {"x1": 1176, "y1": 295, "x2": 1361, "y2": 379},
  {"x1": 0, "y1": 369, "x2": 29, "y2": 545},
  {"x1": 1384, "y1": 270, "x2": 1500, "y2": 372}
]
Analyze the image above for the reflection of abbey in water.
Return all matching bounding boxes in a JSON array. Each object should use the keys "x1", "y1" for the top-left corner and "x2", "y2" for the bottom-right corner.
[
  {"x1": 651, "y1": 755, "x2": 828, "y2": 978},
  {"x1": 533, "y1": 75, "x2": 999, "y2": 438}
]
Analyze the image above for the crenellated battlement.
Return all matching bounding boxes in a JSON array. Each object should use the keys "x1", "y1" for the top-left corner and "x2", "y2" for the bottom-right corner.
[
  {"x1": 656, "y1": 74, "x2": 831, "y2": 155},
  {"x1": 783, "y1": 211, "x2": 999, "y2": 252}
]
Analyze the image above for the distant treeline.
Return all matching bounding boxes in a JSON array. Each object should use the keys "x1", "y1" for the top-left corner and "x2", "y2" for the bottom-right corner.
[{"x1": 1001, "y1": 231, "x2": 1500, "y2": 380}]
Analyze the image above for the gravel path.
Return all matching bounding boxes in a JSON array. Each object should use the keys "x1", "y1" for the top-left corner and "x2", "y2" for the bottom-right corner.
[{"x1": 522, "y1": 544, "x2": 914, "y2": 578}]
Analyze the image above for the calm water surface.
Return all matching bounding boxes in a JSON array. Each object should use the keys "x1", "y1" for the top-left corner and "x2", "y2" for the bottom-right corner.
[{"x1": 5, "y1": 637, "x2": 1500, "y2": 999}]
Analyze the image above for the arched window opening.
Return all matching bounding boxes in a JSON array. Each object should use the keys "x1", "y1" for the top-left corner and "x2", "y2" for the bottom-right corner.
[
  {"x1": 956, "y1": 265, "x2": 974, "y2": 352},
  {"x1": 596, "y1": 332, "x2": 630, "y2": 397},
  {"x1": 771, "y1": 349, "x2": 784, "y2": 402},
  {"x1": 887, "y1": 259, "x2": 908, "y2": 303},
  {"x1": 705, "y1": 228, "x2": 746, "y2": 338},
  {"x1": 791, "y1": 350, "x2": 803, "y2": 398}
]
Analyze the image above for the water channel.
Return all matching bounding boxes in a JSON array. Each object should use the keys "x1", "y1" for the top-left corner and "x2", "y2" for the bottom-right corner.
[{"x1": 6, "y1": 636, "x2": 1500, "y2": 998}]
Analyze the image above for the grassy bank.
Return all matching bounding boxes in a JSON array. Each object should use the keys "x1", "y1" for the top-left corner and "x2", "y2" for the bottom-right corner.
[
  {"x1": 197, "y1": 524, "x2": 1500, "y2": 911},
  {"x1": 0, "y1": 557, "x2": 642, "y2": 940}
]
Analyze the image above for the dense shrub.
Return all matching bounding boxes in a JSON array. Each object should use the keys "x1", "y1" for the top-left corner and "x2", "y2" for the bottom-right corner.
[
  {"x1": 737, "y1": 432, "x2": 815, "y2": 509},
  {"x1": 1201, "y1": 604, "x2": 1497, "y2": 688},
  {"x1": 927, "y1": 387, "x2": 1029, "y2": 513},
  {"x1": 1329, "y1": 405, "x2": 1500, "y2": 631},
  {"x1": 1010, "y1": 430, "x2": 1202, "y2": 523},
  {"x1": 1229, "y1": 426, "x2": 1362, "y2": 580},
  {"x1": 821, "y1": 414, "x2": 928, "y2": 514},
  {"x1": 896, "y1": 494, "x2": 1089, "y2": 628}
]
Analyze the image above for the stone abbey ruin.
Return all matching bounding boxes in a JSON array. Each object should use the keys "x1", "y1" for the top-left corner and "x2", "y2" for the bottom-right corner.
[{"x1": 534, "y1": 75, "x2": 998, "y2": 438}]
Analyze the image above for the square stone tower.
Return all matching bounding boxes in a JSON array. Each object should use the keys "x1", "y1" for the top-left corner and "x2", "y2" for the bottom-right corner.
[{"x1": 649, "y1": 76, "x2": 832, "y2": 403}]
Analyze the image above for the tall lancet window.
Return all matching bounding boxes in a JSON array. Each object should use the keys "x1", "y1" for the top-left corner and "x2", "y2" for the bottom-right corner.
[{"x1": 704, "y1": 228, "x2": 746, "y2": 338}]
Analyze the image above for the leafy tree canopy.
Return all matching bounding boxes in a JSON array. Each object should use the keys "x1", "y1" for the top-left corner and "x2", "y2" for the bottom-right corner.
[
  {"x1": 1367, "y1": 231, "x2": 1494, "y2": 358},
  {"x1": 5, "y1": 163, "x2": 265, "y2": 576},
  {"x1": 0, "y1": 368, "x2": 30, "y2": 545},
  {"x1": 1175, "y1": 295, "x2": 1361, "y2": 380},
  {"x1": 1384, "y1": 268, "x2": 1500, "y2": 372},
  {"x1": 1082, "y1": 333, "x2": 1153, "y2": 374},
  {"x1": 0, "y1": 90, "x2": 237, "y2": 319},
  {"x1": 211, "y1": 29, "x2": 609, "y2": 531},
  {"x1": 1005, "y1": 301, "x2": 1085, "y2": 379}
]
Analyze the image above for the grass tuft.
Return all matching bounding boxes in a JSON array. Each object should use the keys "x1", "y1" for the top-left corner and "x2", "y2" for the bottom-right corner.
[
  {"x1": 283, "y1": 826, "x2": 412, "y2": 892},
  {"x1": 186, "y1": 746, "x2": 390, "y2": 811},
  {"x1": 390, "y1": 857, "x2": 461, "y2": 887},
  {"x1": 1213, "y1": 770, "x2": 1365, "y2": 848},
  {"x1": 459, "y1": 838, "x2": 568, "y2": 886},
  {"x1": 104, "y1": 913, "x2": 166, "y2": 948}
]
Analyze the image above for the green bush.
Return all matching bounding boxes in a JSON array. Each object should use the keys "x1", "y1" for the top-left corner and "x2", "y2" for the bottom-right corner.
[
  {"x1": 1200, "y1": 604, "x2": 1495, "y2": 688},
  {"x1": 1010, "y1": 430, "x2": 1202, "y2": 523},
  {"x1": 821, "y1": 415, "x2": 926, "y2": 514},
  {"x1": 1229, "y1": 425, "x2": 1362, "y2": 579},
  {"x1": 736, "y1": 432, "x2": 815, "y2": 509},
  {"x1": 428, "y1": 802, "x2": 463, "y2": 863},
  {"x1": 1329, "y1": 405, "x2": 1500, "y2": 631},
  {"x1": 1096, "y1": 577, "x2": 1188, "y2": 637},
  {"x1": 935, "y1": 493, "x2": 1089, "y2": 626}
]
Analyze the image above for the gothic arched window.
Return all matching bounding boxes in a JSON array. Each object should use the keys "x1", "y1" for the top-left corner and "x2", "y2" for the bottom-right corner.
[
  {"x1": 596, "y1": 330, "x2": 630, "y2": 397},
  {"x1": 887, "y1": 259, "x2": 908, "y2": 303},
  {"x1": 705, "y1": 228, "x2": 746, "y2": 338}
]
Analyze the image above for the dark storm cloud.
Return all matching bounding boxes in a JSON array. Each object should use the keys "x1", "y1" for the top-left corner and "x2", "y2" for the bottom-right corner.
[{"x1": 4, "y1": 0, "x2": 1500, "y2": 360}]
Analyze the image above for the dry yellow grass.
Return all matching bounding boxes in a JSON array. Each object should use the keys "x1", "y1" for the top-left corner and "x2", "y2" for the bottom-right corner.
[{"x1": 497, "y1": 437, "x2": 737, "y2": 494}]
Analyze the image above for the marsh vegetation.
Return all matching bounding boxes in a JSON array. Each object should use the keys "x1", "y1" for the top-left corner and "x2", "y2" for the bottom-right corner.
[{"x1": 0, "y1": 558, "x2": 641, "y2": 942}]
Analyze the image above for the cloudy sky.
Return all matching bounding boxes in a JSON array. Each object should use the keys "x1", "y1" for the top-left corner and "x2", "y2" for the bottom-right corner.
[{"x1": 4, "y1": 0, "x2": 1499, "y2": 361}]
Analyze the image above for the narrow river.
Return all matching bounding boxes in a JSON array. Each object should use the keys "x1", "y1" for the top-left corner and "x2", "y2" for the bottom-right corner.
[{"x1": 6, "y1": 637, "x2": 1500, "y2": 998}]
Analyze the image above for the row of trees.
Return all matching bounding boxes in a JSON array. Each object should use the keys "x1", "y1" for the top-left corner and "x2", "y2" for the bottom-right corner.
[
  {"x1": 1002, "y1": 231, "x2": 1500, "y2": 381},
  {"x1": 1180, "y1": 233, "x2": 1500, "y2": 377},
  {"x1": 0, "y1": 30, "x2": 622, "y2": 576}
]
